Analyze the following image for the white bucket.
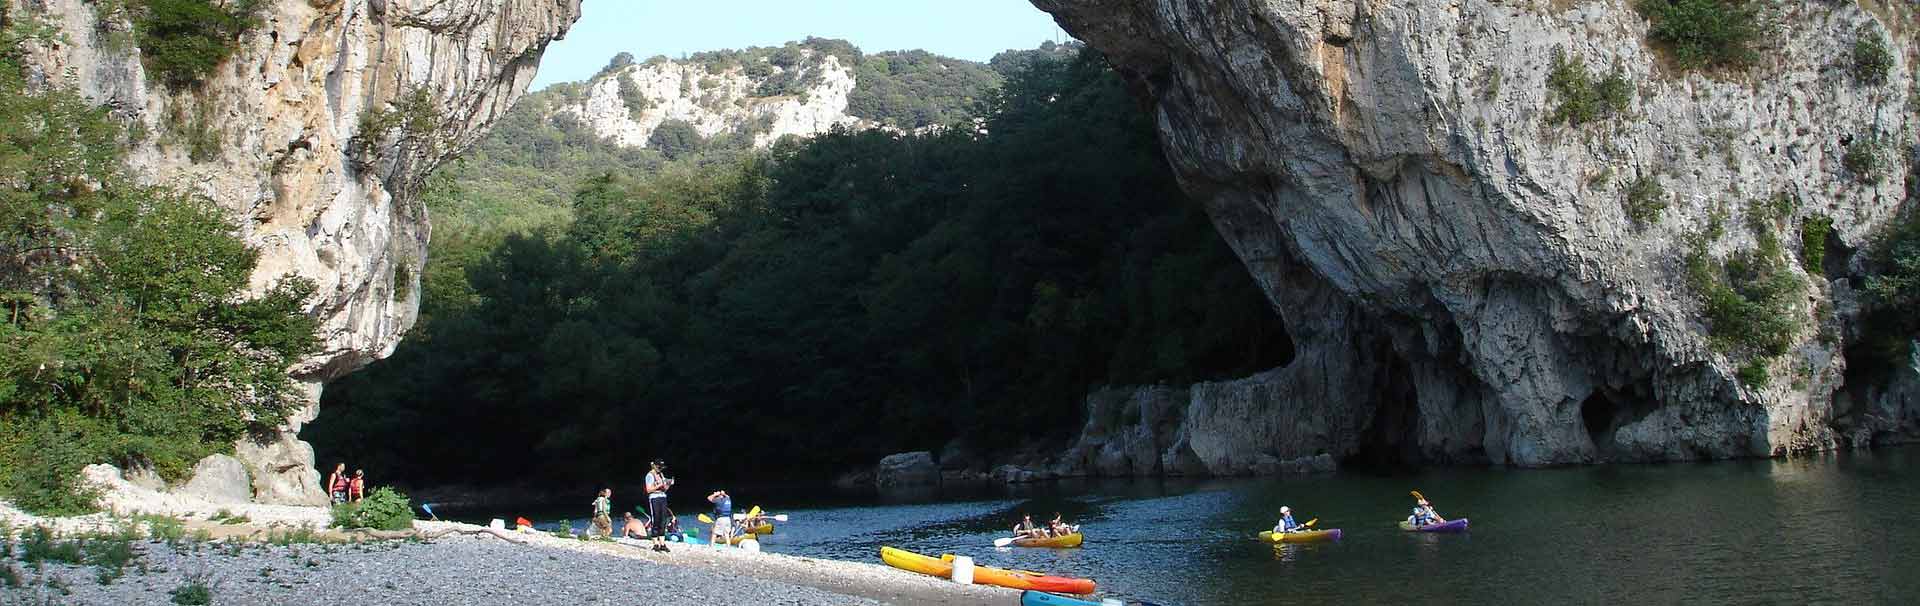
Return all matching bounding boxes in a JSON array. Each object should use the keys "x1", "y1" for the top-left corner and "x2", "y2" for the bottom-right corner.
[
  {"x1": 489, "y1": 519, "x2": 505, "y2": 530},
  {"x1": 739, "y1": 539, "x2": 761, "y2": 552},
  {"x1": 951, "y1": 556, "x2": 975, "y2": 585}
]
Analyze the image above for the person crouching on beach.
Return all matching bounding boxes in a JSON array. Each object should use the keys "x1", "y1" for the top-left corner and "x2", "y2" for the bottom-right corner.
[
  {"x1": 590, "y1": 488, "x2": 614, "y2": 537},
  {"x1": 622, "y1": 511, "x2": 647, "y2": 539}
]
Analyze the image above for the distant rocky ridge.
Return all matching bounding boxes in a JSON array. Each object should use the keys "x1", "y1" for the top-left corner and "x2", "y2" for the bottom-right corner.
[{"x1": 532, "y1": 38, "x2": 1058, "y2": 153}]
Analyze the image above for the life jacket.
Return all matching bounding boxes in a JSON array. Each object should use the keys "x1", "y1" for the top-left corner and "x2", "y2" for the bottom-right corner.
[
  {"x1": 713, "y1": 495, "x2": 732, "y2": 518},
  {"x1": 330, "y1": 473, "x2": 349, "y2": 492}
]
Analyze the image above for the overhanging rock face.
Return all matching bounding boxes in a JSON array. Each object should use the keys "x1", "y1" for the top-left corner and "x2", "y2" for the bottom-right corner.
[
  {"x1": 1032, "y1": 0, "x2": 1916, "y2": 466},
  {"x1": 20, "y1": 0, "x2": 581, "y2": 503}
]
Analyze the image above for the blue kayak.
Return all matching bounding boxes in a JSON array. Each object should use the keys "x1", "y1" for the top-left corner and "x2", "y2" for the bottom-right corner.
[{"x1": 1022, "y1": 590, "x2": 1163, "y2": 606}]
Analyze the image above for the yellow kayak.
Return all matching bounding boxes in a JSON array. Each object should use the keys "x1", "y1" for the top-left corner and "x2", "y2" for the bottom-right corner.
[
  {"x1": 881, "y1": 546, "x2": 952, "y2": 578},
  {"x1": 1010, "y1": 532, "x2": 1083, "y2": 548},
  {"x1": 1257, "y1": 529, "x2": 1343, "y2": 543},
  {"x1": 744, "y1": 523, "x2": 774, "y2": 535}
]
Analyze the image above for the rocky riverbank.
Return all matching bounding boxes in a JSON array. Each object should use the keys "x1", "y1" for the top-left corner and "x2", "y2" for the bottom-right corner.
[{"x1": 0, "y1": 467, "x2": 1006, "y2": 606}]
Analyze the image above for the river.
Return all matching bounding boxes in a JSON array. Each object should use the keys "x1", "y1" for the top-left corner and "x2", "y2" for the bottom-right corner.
[{"x1": 445, "y1": 448, "x2": 1919, "y2": 605}]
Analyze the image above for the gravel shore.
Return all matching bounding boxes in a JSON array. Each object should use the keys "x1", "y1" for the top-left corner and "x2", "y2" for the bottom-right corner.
[
  {"x1": 0, "y1": 466, "x2": 1013, "y2": 605},
  {"x1": 0, "y1": 524, "x2": 1014, "y2": 606}
]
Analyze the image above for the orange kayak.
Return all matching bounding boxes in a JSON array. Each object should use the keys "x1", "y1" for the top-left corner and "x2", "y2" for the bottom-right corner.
[
  {"x1": 938, "y1": 554, "x2": 1097, "y2": 595},
  {"x1": 880, "y1": 547, "x2": 1096, "y2": 594}
]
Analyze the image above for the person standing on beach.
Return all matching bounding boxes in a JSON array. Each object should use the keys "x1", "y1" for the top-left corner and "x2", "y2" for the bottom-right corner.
[
  {"x1": 591, "y1": 488, "x2": 614, "y2": 537},
  {"x1": 350, "y1": 469, "x2": 366, "y2": 503},
  {"x1": 327, "y1": 463, "x2": 349, "y2": 505},
  {"x1": 707, "y1": 489, "x2": 734, "y2": 545},
  {"x1": 645, "y1": 460, "x2": 674, "y2": 552}
]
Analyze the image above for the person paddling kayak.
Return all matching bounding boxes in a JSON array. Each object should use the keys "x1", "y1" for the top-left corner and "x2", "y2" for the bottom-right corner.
[
  {"x1": 1014, "y1": 514, "x2": 1042, "y2": 539},
  {"x1": 1273, "y1": 506, "x2": 1305, "y2": 533},
  {"x1": 1408, "y1": 495, "x2": 1446, "y2": 527}
]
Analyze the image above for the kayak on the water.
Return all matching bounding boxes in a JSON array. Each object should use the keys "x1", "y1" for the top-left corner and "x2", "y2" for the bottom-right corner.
[
  {"x1": 1257, "y1": 528, "x2": 1343, "y2": 543},
  {"x1": 1011, "y1": 532, "x2": 1084, "y2": 548},
  {"x1": 744, "y1": 523, "x2": 774, "y2": 535},
  {"x1": 1398, "y1": 518, "x2": 1470, "y2": 533},
  {"x1": 879, "y1": 547, "x2": 1098, "y2": 594}
]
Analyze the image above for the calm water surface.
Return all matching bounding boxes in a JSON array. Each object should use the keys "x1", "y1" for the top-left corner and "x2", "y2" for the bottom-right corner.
[{"x1": 449, "y1": 448, "x2": 1919, "y2": 605}]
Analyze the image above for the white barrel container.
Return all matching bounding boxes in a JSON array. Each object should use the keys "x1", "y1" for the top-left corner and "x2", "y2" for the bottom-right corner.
[
  {"x1": 951, "y1": 556, "x2": 975, "y2": 585},
  {"x1": 1101, "y1": 600, "x2": 1124, "y2": 606},
  {"x1": 489, "y1": 519, "x2": 505, "y2": 530},
  {"x1": 739, "y1": 539, "x2": 761, "y2": 552}
]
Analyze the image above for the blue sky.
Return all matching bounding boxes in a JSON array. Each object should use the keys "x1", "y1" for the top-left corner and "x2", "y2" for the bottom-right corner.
[{"x1": 530, "y1": 1, "x2": 1069, "y2": 89}]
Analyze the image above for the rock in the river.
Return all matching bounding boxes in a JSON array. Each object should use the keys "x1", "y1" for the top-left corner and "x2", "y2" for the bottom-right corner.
[
  {"x1": 14, "y1": 0, "x2": 582, "y2": 502},
  {"x1": 1033, "y1": 0, "x2": 1916, "y2": 465},
  {"x1": 174, "y1": 455, "x2": 253, "y2": 504},
  {"x1": 874, "y1": 452, "x2": 940, "y2": 488}
]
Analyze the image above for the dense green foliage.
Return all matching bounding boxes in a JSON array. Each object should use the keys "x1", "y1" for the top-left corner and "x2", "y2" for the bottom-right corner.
[
  {"x1": 308, "y1": 49, "x2": 1288, "y2": 487},
  {"x1": 328, "y1": 487, "x2": 414, "y2": 530},
  {"x1": 1624, "y1": 174, "x2": 1667, "y2": 225},
  {"x1": 0, "y1": 36, "x2": 317, "y2": 514},
  {"x1": 124, "y1": 0, "x2": 265, "y2": 88},
  {"x1": 1637, "y1": 0, "x2": 1761, "y2": 70},
  {"x1": 1685, "y1": 197, "x2": 1806, "y2": 383},
  {"x1": 847, "y1": 49, "x2": 1004, "y2": 129},
  {"x1": 350, "y1": 88, "x2": 442, "y2": 165},
  {"x1": 1843, "y1": 136, "x2": 1881, "y2": 184},
  {"x1": 1545, "y1": 50, "x2": 1631, "y2": 125},
  {"x1": 1800, "y1": 215, "x2": 1832, "y2": 273},
  {"x1": 1852, "y1": 30, "x2": 1892, "y2": 86},
  {"x1": 616, "y1": 71, "x2": 650, "y2": 120}
]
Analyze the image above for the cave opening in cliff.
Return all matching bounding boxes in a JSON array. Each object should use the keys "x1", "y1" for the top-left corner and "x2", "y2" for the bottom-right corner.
[
  {"x1": 1346, "y1": 348, "x2": 1423, "y2": 470},
  {"x1": 1581, "y1": 392, "x2": 1622, "y2": 461}
]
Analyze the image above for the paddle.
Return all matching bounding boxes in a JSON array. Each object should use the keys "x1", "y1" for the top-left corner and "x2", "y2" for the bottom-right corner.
[
  {"x1": 993, "y1": 537, "x2": 1017, "y2": 548},
  {"x1": 732, "y1": 513, "x2": 790, "y2": 522},
  {"x1": 420, "y1": 503, "x2": 439, "y2": 521}
]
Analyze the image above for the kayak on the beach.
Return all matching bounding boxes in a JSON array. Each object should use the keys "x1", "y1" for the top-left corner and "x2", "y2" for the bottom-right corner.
[
  {"x1": 1021, "y1": 590, "x2": 1165, "y2": 606},
  {"x1": 1398, "y1": 518, "x2": 1470, "y2": 533},
  {"x1": 878, "y1": 547, "x2": 1097, "y2": 594},
  {"x1": 938, "y1": 553, "x2": 1096, "y2": 594},
  {"x1": 1011, "y1": 532, "x2": 1083, "y2": 548},
  {"x1": 1257, "y1": 528, "x2": 1343, "y2": 543}
]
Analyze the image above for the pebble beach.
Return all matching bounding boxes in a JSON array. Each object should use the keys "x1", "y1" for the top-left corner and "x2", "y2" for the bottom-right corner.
[{"x1": 0, "y1": 467, "x2": 1010, "y2": 606}]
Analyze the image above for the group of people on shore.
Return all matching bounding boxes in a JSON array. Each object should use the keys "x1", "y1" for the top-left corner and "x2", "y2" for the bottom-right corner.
[
  {"x1": 1012, "y1": 513, "x2": 1076, "y2": 539},
  {"x1": 1271, "y1": 493, "x2": 1446, "y2": 533},
  {"x1": 584, "y1": 460, "x2": 768, "y2": 553},
  {"x1": 326, "y1": 463, "x2": 366, "y2": 505}
]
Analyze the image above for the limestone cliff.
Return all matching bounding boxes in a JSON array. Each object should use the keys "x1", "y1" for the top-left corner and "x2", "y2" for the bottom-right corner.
[
  {"x1": 557, "y1": 49, "x2": 866, "y2": 149},
  {"x1": 16, "y1": 0, "x2": 580, "y2": 502},
  {"x1": 1032, "y1": 0, "x2": 1918, "y2": 470}
]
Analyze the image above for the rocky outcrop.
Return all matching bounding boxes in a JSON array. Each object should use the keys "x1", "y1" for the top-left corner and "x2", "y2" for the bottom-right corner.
[
  {"x1": 1033, "y1": 0, "x2": 1916, "y2": 466},
  {"x1": 174, "y1": 455, "x2": 254, "y2": 504},
  {"x1": 17, "y1": 0, "x2": 581, "y2": 502},
  {"x1": 874, "y1": 451, "x2": 941, "y2": 488},
  {"x1": 557, "y1": 51, "x2": 866, "y2": 149}
]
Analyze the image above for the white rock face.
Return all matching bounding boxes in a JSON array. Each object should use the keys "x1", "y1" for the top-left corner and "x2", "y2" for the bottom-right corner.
[
  {"x1": 16, "y1": 0, "x2": 581, "y2": 502},
  {"x1": 1034, "y1": 0, "x2": 1917, "y2": 466},
  {"x1": 555, "y1": 52, "x2": 869, "y2": 149}
]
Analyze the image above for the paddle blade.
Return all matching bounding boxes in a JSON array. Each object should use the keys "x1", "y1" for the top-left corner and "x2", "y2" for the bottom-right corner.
[
  {"x1": 747, "y1": 506, "x2": 763, "y2": 518},
  {"x1": 1304, "y1": 518, "x2": 1319, "y2": 527},
  {"x1": 697, "y1": 514, "x2": 714, "y2": 524},
  {"x1": 771, "y1": 514, "x2": 789, "y2": 522},
  {"x1": 993, "y1": 537, "x2": 1016, "y2": 548},
  {"x1": 1411, "y1": 490, "x2": 1426, "y2": 501}
]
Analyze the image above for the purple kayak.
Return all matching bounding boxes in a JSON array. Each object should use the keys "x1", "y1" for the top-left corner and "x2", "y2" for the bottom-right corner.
[{"x1": 1398, "y1": 518, "x2": 1470, "y2": 533}]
